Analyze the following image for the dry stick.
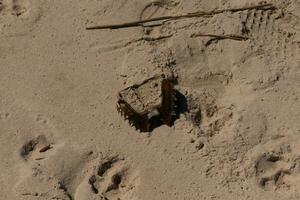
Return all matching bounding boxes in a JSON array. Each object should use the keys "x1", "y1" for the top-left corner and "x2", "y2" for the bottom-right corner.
[
  {"x1": 191, "y1": 33, "x2": 250, "y2": 41},
  {"x1": 86, "y1": 3, "x2": 276, "y2": 30}
]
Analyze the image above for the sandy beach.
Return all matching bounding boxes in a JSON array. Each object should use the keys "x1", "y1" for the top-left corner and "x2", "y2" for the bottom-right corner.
[{"x1": 0, "y1": 0, "x2": 299, "y2": 199}]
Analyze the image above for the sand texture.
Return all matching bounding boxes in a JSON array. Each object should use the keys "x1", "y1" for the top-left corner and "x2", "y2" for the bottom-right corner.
[{"x1": 0, "y1": 0, "x2": 299, "y2": 199}]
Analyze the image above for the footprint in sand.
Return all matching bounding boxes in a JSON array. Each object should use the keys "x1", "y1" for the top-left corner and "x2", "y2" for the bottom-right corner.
[
  {"x1": 0, "y1": 0, "x2": 31, "y2": 18},
  {"x1": 75, "y1": 155, "x2": 140, "y2": 200},
  {"x1": 15, "y1": 135, "x2": 74, "y2": 200},
  {"x1": 254, "y1": 139, "x2": 300, "y2": 194},
  {"x1": 15, "y1": 136, "x2": 140, "y2": 200},
  {"x1": 0, "y1": 0, "x2": 42, "y2": 35},
  {"x1": 19, "y1": 135, "x2": 54, "y2": 161},
  {"x1": 255, "y1": 152, "x2": 290, "y2": 190},
  {"x1": 9, "y1": 101, "x2": 91, "y2": 199}
]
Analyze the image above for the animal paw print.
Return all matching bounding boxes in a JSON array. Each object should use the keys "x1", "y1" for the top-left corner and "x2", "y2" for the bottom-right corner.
[
  {"x1": 0, "y1": 0, "x2": 29, "y2": 16},
  {"x1": 255, "y1": 151, "x2": 300, "y2": 192},
  {"x1": 91, "y1": 156, "x2": 138, "y2": 200},
  {"x1": 11, "y1": 0, "x2": 28, "y2": 16},
  {"x1": 16, "y1": 136, "x2": 74, "y2": 200},
  {"x1": 255, "y1": 153, "x2": 288, "y2": 189},
  {"x1": 0, "y1": 0, "x2": 43, "y2": 36},
  {"x1": 76, "y1": 156, "x2": 139, "y2": 200},
  {"x1": 20, "y1": 135, "x2": 54, "y2": 161}
]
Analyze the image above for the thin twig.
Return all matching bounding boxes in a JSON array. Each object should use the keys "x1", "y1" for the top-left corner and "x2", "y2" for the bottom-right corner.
[
  {"x1": 86, "y1": 3, "x2": 276, "y2": 30},
  {"x1": 191, "y1": 33, "x2": 250, "y2": 41}
]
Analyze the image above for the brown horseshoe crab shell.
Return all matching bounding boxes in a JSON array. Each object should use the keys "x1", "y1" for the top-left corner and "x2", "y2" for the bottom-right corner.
[{"x1": 117, "y1": 75, "x2": 175, "y2": 132}]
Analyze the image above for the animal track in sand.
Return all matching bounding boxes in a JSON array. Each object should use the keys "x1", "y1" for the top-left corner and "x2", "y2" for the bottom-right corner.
[
  {"x1": 19, "y1": 135, "x2": 54, "y2": 161},
  {"x1": 75, "y1": 155, "x2": 140, "y2": 200},
  {"x1": 16, "y1": 128, "x2": 138, "y2": 200},
  {"x1": 254, "y1": 146, "x2": 300, "y2": 193},
  {"x1": 16, "y1": 136, "x2": 75, "y2": 200},
  {"x1": 255, "y1": 153, "x2": 288, "y2": 189},
  {"x1": 0, "y1": 0, "x2": 29, "y2": 16},
  {"x1": 0, "y1": 0, "x2": 43, "y2": 35}
]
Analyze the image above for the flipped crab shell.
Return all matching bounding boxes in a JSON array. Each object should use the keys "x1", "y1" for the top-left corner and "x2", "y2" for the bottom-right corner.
[{"x1": 117, "y1": 75, "x2": 175, "y2": 132}]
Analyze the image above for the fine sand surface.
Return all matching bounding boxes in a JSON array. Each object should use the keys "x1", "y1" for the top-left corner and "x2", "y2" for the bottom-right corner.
[{"x1": 0, "y1": 0, "x2": 299, "y2": 199}]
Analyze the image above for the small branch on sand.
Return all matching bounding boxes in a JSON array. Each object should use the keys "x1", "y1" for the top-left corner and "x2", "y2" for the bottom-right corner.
[
  {"x1": 86, "y1": 3, "x2": 276, "y2": 30},
  {"x1": 191, "y1": 33, "x2": 250, "y2": 41}
]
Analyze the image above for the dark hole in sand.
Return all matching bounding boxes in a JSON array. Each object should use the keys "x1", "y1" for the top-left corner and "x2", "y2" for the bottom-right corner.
[
  {"x1": 20, "y1": 139, "x2": 38, "y2": 158},
  {"x1": 106, "y1": 173, "x2": 122, "y2": 192}
]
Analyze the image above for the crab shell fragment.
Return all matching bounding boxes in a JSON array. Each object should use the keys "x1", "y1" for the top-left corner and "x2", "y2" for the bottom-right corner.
[{"x1": 117, "y1": 75, "x2": 175, "y2": 132}]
